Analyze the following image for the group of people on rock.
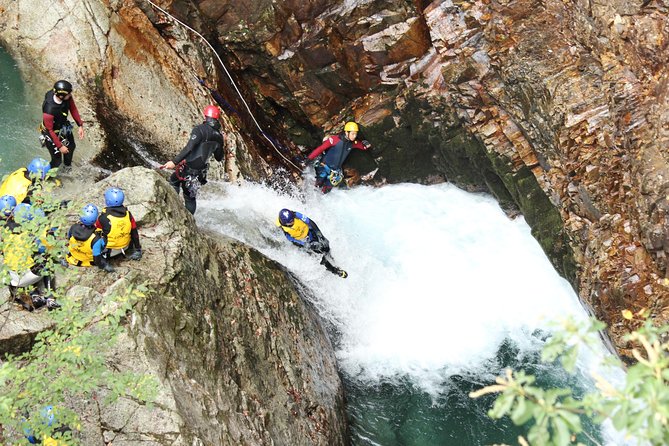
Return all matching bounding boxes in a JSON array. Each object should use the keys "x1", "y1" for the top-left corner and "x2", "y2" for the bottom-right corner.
[
  {"x1": 0, "y1": 154, "x2": 141, "y2": 310},
  {"x1": 2, "y1": 76, "x2": 374, "y2": 308}
]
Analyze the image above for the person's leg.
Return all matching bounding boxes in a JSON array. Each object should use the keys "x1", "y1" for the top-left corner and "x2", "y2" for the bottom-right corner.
[
  {"x1": 183, "y1": 177, "x2": 199, "y2": 215},
  {"x1": 62, "y1": 134, "x2": 76, "y2": 167},
  {"x1": 169, "y1": 172, "x2": 182, "y2": 194},
  {"x1": 44, "y1": 139, "x2": 62, "y2": 169}
]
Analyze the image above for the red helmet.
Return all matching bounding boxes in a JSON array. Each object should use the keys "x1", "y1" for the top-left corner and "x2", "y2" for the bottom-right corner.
[{"x1": 203, "y1": 105, "x2": 220, "y2": 119}]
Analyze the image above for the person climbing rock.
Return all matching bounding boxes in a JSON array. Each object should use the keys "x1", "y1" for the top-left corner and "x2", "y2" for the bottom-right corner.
[
  {"x1": 160, "y1": 105, "x2": 225, "y2": 214},
  {"x1": 66, "y1": 204, "x2": 114, "y2": 272},
  {"x1": 0, "y1": 158, "x2": 51, "y2": 204},
  {"x1": 95, "y1": 187, "x2": 142, "y2": 261},
  {"x1": 306, "y1": 121, "x2": 372, "y2": 194},
  {"x1": 40, "y1": 79, "x2": 85, "y2": 170},
  {"x1": 2, "y1": 203, "x2": 60, "y2": 311},
  {"x1": 275, "y1": 208, "x2": 348, "y2": 278}
]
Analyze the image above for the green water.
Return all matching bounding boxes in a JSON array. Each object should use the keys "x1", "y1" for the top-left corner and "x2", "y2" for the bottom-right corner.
[
  {"x1": 0, "y1": 46, "x2": 44, "y2": 175},
  {"x1": 346, "y1": 339, "x2": 603, "y2": 446}
]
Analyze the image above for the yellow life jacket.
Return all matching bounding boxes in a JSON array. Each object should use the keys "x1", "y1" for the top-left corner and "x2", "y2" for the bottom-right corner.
[
  {"x1": 0, "y1": 168, "x2": 31, "y2": 203},
  {"x1": 2, "y1": 231, "x2": 35, "y2": 272},
  {"x1": 66, "y1": 231, "x2": 98, "y2": 267},
  {"x1": 104, "y1": 208, "x2": 131, "y2": 249},
  {"x1": 275, "y1": 217, "x2": 309, "y2": 241}
]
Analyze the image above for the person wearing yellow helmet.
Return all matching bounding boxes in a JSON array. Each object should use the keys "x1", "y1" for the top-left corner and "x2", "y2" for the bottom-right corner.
[{"x1": 307, "y1": 121, "x2": 372, "y2": 193}]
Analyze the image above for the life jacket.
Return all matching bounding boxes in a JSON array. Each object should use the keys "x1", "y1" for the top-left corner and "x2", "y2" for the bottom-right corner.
[
  {"x1": 103, "y1": 208, "x2": 132, "y2": 249},
  {"x1": 276, "y1": 217, "x2": 310, "y2": 241},
  {"x1": 0, "y1": 168, "x2": 31, "y2": 203},
  {"x1": 2, "y1": 231, "x2": 35, "y2": 272},
  {"x1": 42, "y1": 90, "x2": 72, "y2": 131},
  {"x1": 66, "y1": 225, "x2": 98, "y2": 267}
]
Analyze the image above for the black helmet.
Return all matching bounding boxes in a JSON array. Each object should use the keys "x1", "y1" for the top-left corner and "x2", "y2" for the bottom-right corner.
[{"x1": 53, "y1": 80, "x2": 73, "y2": 96}]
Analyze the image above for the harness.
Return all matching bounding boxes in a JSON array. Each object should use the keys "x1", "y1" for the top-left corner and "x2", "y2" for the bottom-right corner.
[
  {"x1": 315, "y1": 162, "x2": 343, "y2": 187},
  {"x1": 39, "y1": 121, "x2": 73, "y2": 150},
  {"x1": 175, "y1": 161, "x2": 204, "y2": 198}
]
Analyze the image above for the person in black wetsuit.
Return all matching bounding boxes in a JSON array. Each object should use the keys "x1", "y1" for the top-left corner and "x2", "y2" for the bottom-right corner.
[
  {"x1": 160, "y1": 105, "x2": 225, "y2": 214},
  {"x1": 40, "y1": 80, "x2": 85, "y2": 170}
]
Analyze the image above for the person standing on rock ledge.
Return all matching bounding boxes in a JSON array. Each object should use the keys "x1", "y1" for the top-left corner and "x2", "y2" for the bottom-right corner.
[
  {"x1": 307, "y1": 121, "x2": 372, "y2": 194},
  {"x1": 39, "y1": 80, "x2": 85, "y2": 172},
  {"x1": 160, "y1": 105, "x2": 225, "y2": 214}
]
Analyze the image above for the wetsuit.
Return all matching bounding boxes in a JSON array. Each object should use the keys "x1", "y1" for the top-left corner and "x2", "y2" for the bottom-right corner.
[
  {"x1": 276, "y1": 212, "x2": 344, "y2": 275},
  {"x1": 41, "y1": 90, "x2": 83, "y2": 168},
  {"x1": 66, "y1": 223, "x2": 108, "y2": 268},
  {"x1": 170, "y1": 120, "x2": 224, "y2": 214},
  {"x1": 307, "y1": 133, "x2": 368, "y2": 193},
  {"x1": 95, "y1": 206, "x2": 141, "y2": 254}
]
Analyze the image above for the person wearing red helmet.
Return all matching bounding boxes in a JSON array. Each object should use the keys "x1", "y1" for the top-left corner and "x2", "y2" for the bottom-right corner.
[{"x1": 160, "y1": 105, "x2": 225, "y2": 214}]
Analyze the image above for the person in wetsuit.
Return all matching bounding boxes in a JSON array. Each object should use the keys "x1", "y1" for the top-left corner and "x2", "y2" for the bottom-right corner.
[
  {"x1": 276, "y1": 208, "x2": 348, "y2": 278},
  {"x1": 160, "y1": 105, "x2": 225, "y2": 214},
  {"x1": 306, "y1": 121, "x2": 372, "y2": 194},
  {"x1": 40, "y1": 80, "x2": 85, "y2": 170}
]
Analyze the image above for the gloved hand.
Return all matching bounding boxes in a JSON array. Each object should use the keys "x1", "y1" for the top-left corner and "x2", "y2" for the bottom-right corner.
[
  {"x1": 127, "y1": 249, "x2": 143, "y2": 261},
  {"x1": 102, "y1": 263, "x2": 115, "y2": 273},
  {"x1": 362, "y1": 140, "x2": 372, "y2": 150}
]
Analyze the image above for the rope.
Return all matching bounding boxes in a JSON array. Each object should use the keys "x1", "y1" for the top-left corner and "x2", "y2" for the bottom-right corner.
[{"x1": 143, "y1": 0, "x2": 302, "y2": 172}]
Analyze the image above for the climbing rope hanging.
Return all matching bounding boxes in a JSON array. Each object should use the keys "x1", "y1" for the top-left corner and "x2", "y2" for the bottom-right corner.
[{"x1": 143, "y1": 0, "x2": 302, "y2": 172}]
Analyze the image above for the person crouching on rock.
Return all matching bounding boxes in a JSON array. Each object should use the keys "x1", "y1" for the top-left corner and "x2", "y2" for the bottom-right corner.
[
  {"x1": 66, "y1": 204, "x2": 114, "y2": 273},
  {"x1": 95, "y1": 187, "x2": 142, "y2": 261},
  {"x1": 0, "y1": 158, "x2": 51, "y2": 205},
  {"x1": 160, "y1": 105, "x2": 225, "y2": 214},
  {"x1": 275, "y1": 208, "x2": 348, "y2": 278}
]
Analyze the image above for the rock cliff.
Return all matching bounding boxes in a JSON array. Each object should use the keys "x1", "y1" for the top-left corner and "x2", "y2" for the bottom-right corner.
[
  {"x1": 1, "y1": 167, "x2": 347, "y2": 445},
  {"x1": 2, "y1": 0, "x2": 667, "y2": 357}
]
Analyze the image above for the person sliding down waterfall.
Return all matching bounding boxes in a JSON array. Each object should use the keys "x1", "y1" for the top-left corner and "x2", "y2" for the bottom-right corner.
[
  {"x1": 275, "y1": 209, "x2": 348, "y2": 278},
  {"x1": 160, "y1": 105, "x2": 225, "y2": 214},
  {"x1": 306, "y1": 121, "x2": 372, "y2": 194}
]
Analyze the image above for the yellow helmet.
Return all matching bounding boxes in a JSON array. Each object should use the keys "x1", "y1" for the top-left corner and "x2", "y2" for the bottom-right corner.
[{"x1": 344, "y1": 121, "x2": 359, "y2": 132}]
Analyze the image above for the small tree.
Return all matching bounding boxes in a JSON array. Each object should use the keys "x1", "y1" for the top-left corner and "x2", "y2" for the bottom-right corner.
[
  {"x1": 0, "y1": 169, "x2": 157, "y2": 444},
  {"x1": 470, "y1": 310, "x2": 669, "y2": 446}
]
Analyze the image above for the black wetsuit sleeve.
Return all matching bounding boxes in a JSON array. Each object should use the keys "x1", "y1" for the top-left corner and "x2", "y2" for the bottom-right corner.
[
  {"x1": 173, "y1": 127, "x2": 203, "y2": 164},
  {"x1": 96, "y1": 213, "x2": 112, "y2": 237},
  {"x1": 213, "y1": 135, "x2": 225, "y2": 162}
]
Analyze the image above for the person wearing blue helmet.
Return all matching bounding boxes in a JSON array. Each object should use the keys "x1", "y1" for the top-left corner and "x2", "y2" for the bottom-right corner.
[
  {"x1": 95, "y1": 187, "x2": 142, "y2": 260},
  {"x1": 0, "y1": 194, "x2": 17, "y2": 219},
  {"x1": 2, "y1": 204, "x2": 60, "y2": 311},
  {"x1": 275, "y1": 208, "x2": 347, "y2": 278},
  {"x1": 66, "y1": 204, "x2": 113, "y2": 272},
  {"x1": 0, "y1": 158, "x2": 51, "y2": 204},
  {"x1": 24, "y1": 405, "x2": 71, "y2": 444}
]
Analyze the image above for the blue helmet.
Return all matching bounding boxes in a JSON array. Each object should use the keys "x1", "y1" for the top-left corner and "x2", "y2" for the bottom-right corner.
[
  {"x1": 80, "y1": 203, "x2": 99, "y2": 226},
  {"x1": 104, "y1": 187, "x2": 124, "y2": 207},
  {"x1": 13, "y1": 203, "x2": 34, "y2": 223},
  {"x1": 278, "y1": 208, "x2": 295, "y2": 226},
  {"x1": 0, "y1": 195, "x2": 17, "y2": 217},
  {"x1": 27, "y1": 158, "x2": 51, "y2": 180}
]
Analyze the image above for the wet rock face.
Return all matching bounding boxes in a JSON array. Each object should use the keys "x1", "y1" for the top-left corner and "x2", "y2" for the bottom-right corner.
[
  {"x1": 187, "y1": 0, "x2": 669, "y2": 353},
  {"x1": 0, "y1": 168, "x2": 347, "y2": 445}
]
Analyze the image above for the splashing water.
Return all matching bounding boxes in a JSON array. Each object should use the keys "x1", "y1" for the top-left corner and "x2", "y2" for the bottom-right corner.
[{"x1": 197, "y1": 180, "x2": 626, "y2": 445}]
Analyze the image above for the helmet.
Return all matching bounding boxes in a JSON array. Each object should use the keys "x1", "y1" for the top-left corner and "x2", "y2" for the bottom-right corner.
[
  {"x1": 80, "y1": 203, "x2": 99, "y2": 226},
  {"x1": 203, "y1": 105, "x2": 221, "y2": 119},
  {"x1": 344, "y1": 121, "x2": 359, "y2": 132},
  {"x1": 53, "y1": 80, "x2": 72, "y2": 96},
  {"x1": 278, "y1": 209, "x2": 295, "y2": 226},
  {"x1": 104, "y1": 187, "x2": 125, "y2": 207},
  {"x1": 0, "y1": 195, "x2": 17, "y2": 217},
  {"x1": 13, "y1": 203, "x2": 34, "y2": 223},
  {"x1": 328, "y1": 169, "x2": 343, "y2": 186},
  {"x1": 27, "y1": 158, "x2": 51, "y2": 179}
]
